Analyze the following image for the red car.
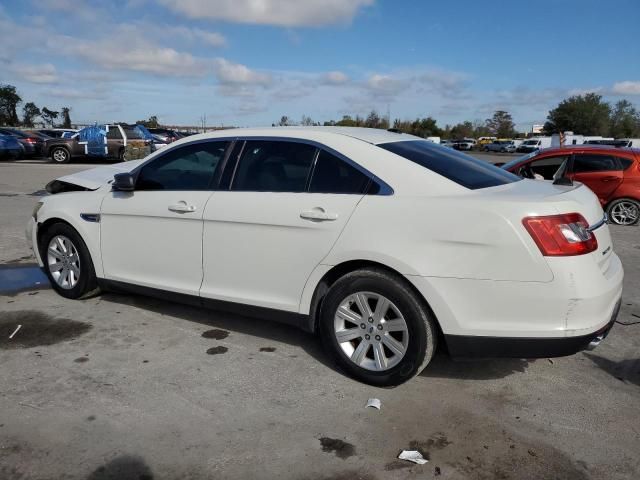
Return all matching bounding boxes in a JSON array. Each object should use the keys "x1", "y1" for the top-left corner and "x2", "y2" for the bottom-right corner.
[{"x1": 501, "y1": 145, "x2": 640, "y2": 225}]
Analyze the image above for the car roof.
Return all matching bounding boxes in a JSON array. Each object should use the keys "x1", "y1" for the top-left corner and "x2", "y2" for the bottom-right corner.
[
  {"x1": 184, "y1": 126, "x2": 420, "y2": 146},
  {"x1": 535, "y1": 145, "x2": 640, "y2": 156}
]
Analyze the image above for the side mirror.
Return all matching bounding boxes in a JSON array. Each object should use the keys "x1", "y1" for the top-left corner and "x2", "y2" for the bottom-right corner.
[{"x1": 112, "y1": 172, "x2": 135, "y2": 191}]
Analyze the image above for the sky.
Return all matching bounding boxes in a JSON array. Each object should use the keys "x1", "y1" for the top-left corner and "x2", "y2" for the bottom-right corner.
[{"x1": 1, "y1": 0, "x2": 639, "y2": 130}]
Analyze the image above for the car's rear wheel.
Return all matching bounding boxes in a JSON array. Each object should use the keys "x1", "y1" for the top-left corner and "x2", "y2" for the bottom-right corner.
[
  {"x1": 607, "y1": 198, "x2": 640, "y2": 226},
  {"x1": 51, "y1": 147, "x2": 70, "y2": 164},
  {"x1": 40, "y1": 223, "x2": 99, "y2": 299},
  {"x1": 319, "y1": 268, "x2": 437, "y2": 386}
]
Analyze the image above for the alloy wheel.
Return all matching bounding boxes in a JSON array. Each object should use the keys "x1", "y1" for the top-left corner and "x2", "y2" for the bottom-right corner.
[
  {"x1": 610, "y1": 201, "x2": 639, "y2": 225},
  {"x1": 333, "y1": 291, "x2": 409, "y2": 371},
  {"x1": 47, "y1": 235, "x2": 81, "y2": 289},
  {"x1": 53, "y1": 149, "x2": 68, "y2": 163}
]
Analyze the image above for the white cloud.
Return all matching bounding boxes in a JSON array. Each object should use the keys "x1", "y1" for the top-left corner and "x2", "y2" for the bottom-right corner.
[
  {"x1": 322, "y1": 71, "x2": 350, "y2": 85},
  {"x1": 567, "y1": 87, "x2": 604, "y2": 96},
  {"x1": 365, "y1": 74, "x2": 410, "y2": 97},
  {"x1": 157, "y1": 0, "x2": 374, "y2": 27},
  {"x1": 8, "y1": 63, "x2": 58, "y2": 84},
  {"x1": 213, "y1": 58, "x2": 271, "y2": 85},
  {"x1": 612, "y1": 81, "x2": 640, "y2": 96},
  {"x1": 167, "y1": 26, "x2": 227, "y2": 47}
]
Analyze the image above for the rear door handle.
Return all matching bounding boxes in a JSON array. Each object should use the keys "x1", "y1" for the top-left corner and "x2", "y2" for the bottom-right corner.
[
  {"x1": 601, "y1": 176, "x2": 618, "y2": 182},
  {"x1": 300, "y1": 207, "x2": 338, "y2": 222},
  {"x1": 168, "y1": 202, "x2": 196, "y2": 213}
]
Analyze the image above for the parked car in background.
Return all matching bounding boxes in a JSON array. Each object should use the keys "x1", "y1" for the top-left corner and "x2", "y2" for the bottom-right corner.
[
  {"x1": 148, "y1": 128, "x2": 183, "y2": 144},
  {"x1": 452, "y1": 138, "x2": 475, "y2": 151},
  {"x1": 45, "y1": 124, "x2": 151, "y2": 163},
  {"x1": 28, "y1": 127, "x2": 622, "y2": 385},
  {"x1": 440, "y1": 139, "x2": 454, "y2": 148},
  {"x1": 0, "y1": 127, "x2": 45, "y2": 157},
  {"x1": 501, "y1": 145, "x2": 640, "y2": 225},
  {"x1": 37, "y1": 128, "x2": 78, "y2": 138},
  {"x1": 477, "y1": 136, "x2": 497, "y2": 146},
  {"x1": 484, "y1": 140, "x2": 517, "y2": 153},
  {"x1": 516, "y1": 137, "x2": 552, "y2": 153},
  {"x1": 616, "y1": 138, "x2": 640, "y2": 148},
  {"x1": 0, "y1": 133, "x2": 23, "y2": 160}
]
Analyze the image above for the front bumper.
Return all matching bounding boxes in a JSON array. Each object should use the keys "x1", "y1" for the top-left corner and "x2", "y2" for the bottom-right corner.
[{"x1": 444, "y1": 298, "x2": 620, "y2": 358}]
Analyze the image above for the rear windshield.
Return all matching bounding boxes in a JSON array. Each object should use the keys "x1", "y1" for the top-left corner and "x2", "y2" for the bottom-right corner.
[{"x1": 378, "y1": 140, "x2": 521, "y2": 190}]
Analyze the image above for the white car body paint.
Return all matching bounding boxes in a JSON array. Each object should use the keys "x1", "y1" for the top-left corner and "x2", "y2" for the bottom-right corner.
[{"x1": 27, "y1": 127, "x2": 623, "y2": 346}]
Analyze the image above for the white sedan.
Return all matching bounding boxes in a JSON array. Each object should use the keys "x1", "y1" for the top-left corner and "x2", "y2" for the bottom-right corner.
[{"x1": 26, "y1": 127, "x2": 623, "y2": 385}]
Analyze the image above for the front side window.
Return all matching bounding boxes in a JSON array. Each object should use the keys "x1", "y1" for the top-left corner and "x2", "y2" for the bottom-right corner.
[
  {"x1": 231, "y1": 140, "x2": 316, "y2": 192},
  {"x1": 309, "y1": 150, "x2": 370, "y2": 194},
  {"x1": 379, "y1": 140, "x2": 520, "y2": 189},
  {"x1": 573, "y1": 154, "x2": 619, "y2": 173},
  {"x1": 136, "y1": 141, "x2": 229, "y2": 191}
]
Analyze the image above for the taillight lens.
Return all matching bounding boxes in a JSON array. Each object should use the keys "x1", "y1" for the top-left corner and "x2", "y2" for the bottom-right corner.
[
  {"x1": 25, "y1": 137, "x2": 37, "y2": 144},
  {"x1": 522, "y1": 213, "x2": 597, "y2": 256}
]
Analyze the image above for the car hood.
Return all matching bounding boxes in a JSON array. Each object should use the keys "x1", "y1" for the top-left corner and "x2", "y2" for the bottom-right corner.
[{"x1": 48, "y1": 159, "x2": 146, "y2": 191}]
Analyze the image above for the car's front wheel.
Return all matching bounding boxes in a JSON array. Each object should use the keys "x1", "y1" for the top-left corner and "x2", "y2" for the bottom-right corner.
[
  {"x1": 40, "y1": 222, "x2": 99, "y2": 299},
  {"x1": 607, "y1": 198, "x2": 640, "y2": 226},
  {"x1": 50, "y1": 147, "x2": 70, "y2": 164},
  {"x1": 319, "y1": 268, "x2": 437, "y2": 386}
]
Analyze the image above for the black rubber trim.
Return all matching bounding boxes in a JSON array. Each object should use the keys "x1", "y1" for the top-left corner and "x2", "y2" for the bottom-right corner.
[
  {"x1": 97, "y1": 279, "x2": 312, "y2": 332},
  {"x1": 445, "y1": 300, "x2": 620, "y2": 358}
]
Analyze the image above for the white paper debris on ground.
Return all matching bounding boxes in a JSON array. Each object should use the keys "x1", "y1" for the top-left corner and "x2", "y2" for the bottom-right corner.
[
  {"x1": 9, "y1": 324, "x2": 22, "y2": 339},
  {"x1": 398, "y1": 450, "x2": 428, "y2": 464},
  {"x1": 366, "y1": 398, "x2": 381, "y2": 410}
]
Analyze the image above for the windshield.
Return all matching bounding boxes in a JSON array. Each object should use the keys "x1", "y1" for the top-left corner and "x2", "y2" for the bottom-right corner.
[
  {"x1": 500, "y1": 152, "x2": 538, "y2": 170},
  {"x1": 378, "y1": 140, "x2": 521, "y2": 189}
]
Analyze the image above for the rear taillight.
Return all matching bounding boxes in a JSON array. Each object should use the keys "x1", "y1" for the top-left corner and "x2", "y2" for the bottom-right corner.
[
  {"x1": 522, "y1": 213, "x2": 597, "y2": 256},
  {"x1": 25, "y1": 137, "x2": 37, "y2": 144}
]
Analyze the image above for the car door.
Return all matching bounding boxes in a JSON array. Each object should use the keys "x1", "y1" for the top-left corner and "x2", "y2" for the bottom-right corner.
[
  {"x1": 106, "y1": 125, "x2": 125, "y2": 158},
  {"x1": 200, "y1": 139, "x2": 372, "y2": 312},
  {"x1": 100, "y1": 140, "x2": 230, "y2": 295},
  {"x1": 569, "y1": 153, "x2": 624, "y2": 203}
]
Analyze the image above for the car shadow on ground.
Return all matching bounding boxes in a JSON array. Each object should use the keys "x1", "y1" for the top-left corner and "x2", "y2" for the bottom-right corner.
[
  {"x1": 421, "y1": 352, "x2": 530, "y2": 381},
  {"x1": 100, "y1": 291, "x2": 530, "y2": 383},
  {"x1": 583, "y1": 352, "x2": 640, "y2": 387}
]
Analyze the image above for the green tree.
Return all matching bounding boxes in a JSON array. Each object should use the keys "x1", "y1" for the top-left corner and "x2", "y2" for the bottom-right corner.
[
  {"x1": 544, "y1": 93, "x2": 611, "y2": 135},
  {"x1": 392, "y1": 117, "x2": 442, "y2": 138},
  {"x1": 136, "y1": 115, "x2": 159, "y2": 128},
  {"x1": 0, "y1": 84, "x2": 22, "y2": 126},
  {"x1": 41, "y1": 107, "x2": 59, "y2": 127},
  {"x1": 335, "y1": 115, "x2": 363, "y2": 127},
  {"x1": 485, "y1": 111, "x2": 515, "y2": 138},
  {"x1": 364, "y1": 110, "x2": 388, "y2": 129},
  {"x1": 61, "y1": 107, "x2": 72, "y2": 128},
  {"x1": 22, "y1": 102, "x2": 41, "y2": 128},
  {"x1": 450, "y1": 121, "x2": 474, "y2": 139},
  {"x1": 277, "y1": 115, "x2": 291, "y2": 126},
  {"x1": 609, "y1": 100, "x2": 640, "y2": 138}
]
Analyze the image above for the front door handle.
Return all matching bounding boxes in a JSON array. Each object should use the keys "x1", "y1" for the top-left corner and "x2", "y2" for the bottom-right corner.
[
  {"x1": 168, "y1": 201, "x2": 196, "y2": 213},
  {"x1": 300, "y1": 207, "x2": 338, "y2": 222},
  {"x1": 601, "y1": 176, "x2": 618, "y2": 182}
]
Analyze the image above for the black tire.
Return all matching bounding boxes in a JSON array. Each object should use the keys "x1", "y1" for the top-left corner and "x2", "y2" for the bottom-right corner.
[
  {"x1": 319, "y1": 268, "x2": 437, "y2": 386},
  {"x1": 39, "y1": 222, "x2": 100, "y2": 299},
  {"x1": 50, "y1": 147, "x2": 71, "y2": 164},
  {"x1": 606, "y1": 198, "x2": 640, "y2": 226}
]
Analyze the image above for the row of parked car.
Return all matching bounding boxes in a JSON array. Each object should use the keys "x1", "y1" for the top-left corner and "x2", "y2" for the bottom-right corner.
[{"x1": 0, "y1": 125, "x2": 190, "y2": 162}]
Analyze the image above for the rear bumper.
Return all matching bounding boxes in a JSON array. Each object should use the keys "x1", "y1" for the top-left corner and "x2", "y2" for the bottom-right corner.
[{"x1": 445, "y1": 298, "x2": 620, "y2": 358}]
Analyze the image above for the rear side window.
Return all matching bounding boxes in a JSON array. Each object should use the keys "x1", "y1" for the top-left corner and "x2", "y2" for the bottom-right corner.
[
  {"x1": 379, "y1": 140, "x2": 520, "y2": 189},
  {"x1": 136, "y1": 141, "x2": 229, "y2": 191},
  {"x1": 106, "y1": 126, "x2": 122, "y2": 140},
  {"x1": 309, "y1": 150, "x2": 370, "y2": 194},
  {"x1": 231, "y1": 140, "x2": 316, "y2": 192},
  {"x1": 123, "y1": 127, "x2": 143, "y2": 140},
  {"x1": 573, "y1": 154, "x2": 619, "y2": 173}
]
